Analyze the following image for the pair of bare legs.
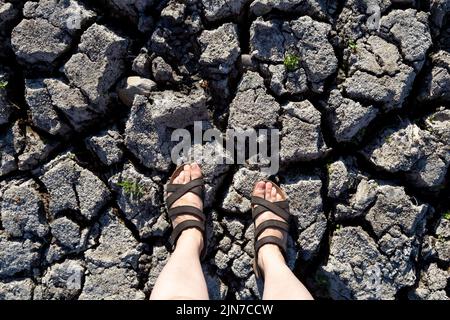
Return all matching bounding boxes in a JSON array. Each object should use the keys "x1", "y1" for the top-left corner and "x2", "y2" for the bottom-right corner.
[{"x1": 150, "y1": 164, "x2": 313, "y2": 300}]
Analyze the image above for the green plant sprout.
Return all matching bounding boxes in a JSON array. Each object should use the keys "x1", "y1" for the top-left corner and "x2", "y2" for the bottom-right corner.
[
  {"x1": 117, "y1": 180, "x2": 144, "y2": 199},
  {"x1": 443, "y1": 211, "x2": 450, "y2": 220},
  {"x1": 0, "y1": 80, "x2": 8, "y2": 89},
  {"x1": 348, "y1": 39, "x2": 357, "y2": 53},
  {"x1": 284, "y1": 54, "x2": 300, "y2": 71}
]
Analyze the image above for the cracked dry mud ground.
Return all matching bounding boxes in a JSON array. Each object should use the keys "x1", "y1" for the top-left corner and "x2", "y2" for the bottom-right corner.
[{"x1": 0, "y1": 0, "x2": 449, "y2": 300}]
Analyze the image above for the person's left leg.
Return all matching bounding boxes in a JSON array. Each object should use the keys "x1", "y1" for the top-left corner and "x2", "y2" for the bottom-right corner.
[{"x1": 150, "y1": 164, "x2": 209, "y2": 300}]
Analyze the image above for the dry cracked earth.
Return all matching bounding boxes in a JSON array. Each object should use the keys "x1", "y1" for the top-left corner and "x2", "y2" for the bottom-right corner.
[{"x1": 0, "y1": 0, "x2": 449, "y2": 300}]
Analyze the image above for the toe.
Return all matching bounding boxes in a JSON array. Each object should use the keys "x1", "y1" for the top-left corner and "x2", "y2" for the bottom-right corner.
[
  {"x1": 173, "y1": 173, "x2": 180, "y2": 184},
  {"x1": 265, "y1": 182, "x2": 272, "y2": 200},
  {"x1": 191, "y1": 163, "x2": 202, "y2": 180},
  {"x1": 271, "y1": 186, "x2": 277, "y2": 201},
  {"x1": 253, "y1": 181, "x2": 266, "y2": 198},
  {"x1": 183, "y1": 164, "x2": 191, "y2": 183},
  {"x1": 179, "y1": 171, "x2": 185, "y2": 184}
]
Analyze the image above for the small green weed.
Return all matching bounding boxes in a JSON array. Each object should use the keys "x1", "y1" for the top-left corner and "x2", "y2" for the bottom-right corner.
[
  {"x1": 348, "y1": 39, "x2": 357, "y2": 53},
  {"x1": 284, "y1": 54, "x2": 300, "y2": 71},
  {"x1": 117, "y1": 180, "x2": 144, "y2": 199},
  {"x1": 0, "y1": 80, "x2": 8, "y2": 89}
]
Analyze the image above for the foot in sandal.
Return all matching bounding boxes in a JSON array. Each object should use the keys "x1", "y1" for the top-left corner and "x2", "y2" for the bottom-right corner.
[
  {"x1": 165, "y1": 163, "x2": 206, "y2": 258},
  {"x1": 251, "y1": 181, "x2": 290, "y2": 278}
]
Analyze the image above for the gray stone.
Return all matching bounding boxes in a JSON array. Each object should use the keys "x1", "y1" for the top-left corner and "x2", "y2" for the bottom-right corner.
[
  {"x1": 64, "y1": 23, "x2": 128, "y2": 111},
  {"x1": 86, "y1": 128, "x2": 124, "y2": 166},
  {"x1": 280, "y1": 100, "x2": 330, "y2": 162},
  {"x1": 409, "y1": 263, "x2": 449, "y2": 300},
  {"x1": 44, "y1": 78, "x2": 97, "y2": 130},
  {"x1": 85, "y1": 209, "x2": 143, "y2": 269},
  {"x1": 325, "y1": 89, "x2": 378, "y2": 142},
  {"x1": 151, "y1": 56, "x2": 177, "y2": 83},
  {"x1": 12, "y1": 18, "x2": 72, "y2": 65},
  {"x1": 26, "y1": 77, "x2": 99, "y2": 134},
  {"x1": 149, "y1": 89, "x2": 209, "y2": 128},
  {"x1": 327, "y1": 157, "x2": 358, "y2": 199},
  {"x1": 320, "y1": 226, "x2": 416, "y2": 300},
  {"x1": 228, "y1": 71, "x2": 280, "y2": 129},
  {"x1": 50, "y1": 217, "x2": 81, "y2": 250},
  {"x1": 40, "y1": 153, "x2": 111, "y2": 220},
  {"x1": 250, "y1": 0, "x2": 331, "y2": 20},
  {"x1": 118, "y1": 76, "x2": 157, "y2": 107},
  {"x1": 282, "y1": 174, "x2": 327, "y2": 260},
  {"x1": 202, "y1": 0, "x2": 249, "y2": 22},
  {"x1": 1, "y1": 179, "x2": 49, "y2": 239},
  {"x1": 380, "y1": 9, "x2": 432, "y2": 70},
  {"x1": 0, "y1": 122, "x2": 22, "y2": 177},
  {"x1": 124, "y1": 96, "x2": 174, "y2": 172},
  {"x1": 343, "y1": 36, "x2": 416, "y2": 111},
  {"x1": 34, "y1": 260, "x2": 85, "y2": 300},
  {"x1": 12, "y1": 0, "x2": 95, "y2": 66},
  {"x1": 418, "y1": 50, "x2": 450, "y2": 102},
  {"x1": 0, "y1": 77, "x2": 13, "y2": 125},
  {"x1": 149, "y1": 1, "x2": 203, "y2": 74},
  {"x1": 363, "y1": 121, "x2": 450, "y2": 188},
  {"x1": 0, "y1": 232, "x2": 41, "y2": 277},
  {"x1": 133, "y1": 51, "x2": 152, "y2": 78},
  {"x1": 109, "y1": 163, "x2": 163, "y2": 239},
  {"x1": 25, "y1": 79, "x2": 72, "y2": 137},
  {"x1": 79, "y1": 266, "x2": 145, "y2": 300},
  {"x1": 199, "y1": 23, "x2": 240, "y2": 75},
  {"x1": 250, "y1": 16, "x2": 337, "y2": 93},
  {"x1": 18, "y1": 126, "x2": 59, "y2": 171},
  {"x1": 365, "y1": 183, "x2": 429, "y2": 237},
  {"x1": 0, "y1": 278, "x2": 34, "y2": 300},
  {"x1": 263, "y1": 63, "x2": 308, "y2": 96},
  {"x1": 222, "y1": 167, "x2": 269, "y2": 213}
]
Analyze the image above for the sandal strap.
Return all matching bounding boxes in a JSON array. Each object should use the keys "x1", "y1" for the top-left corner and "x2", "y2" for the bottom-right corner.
[
  {"x1": 168, "y1": 220, "x2": 205, "y2": 253},
  {"x1": 168, "y1": 205, "x2": 205, "y2": 221},
  {"x1": 254, "y1": 219, "x2": 290, "y2": 240},
  {"x1": 166, "y1": 178, "x2": 204, "y2": 208},
  {"x1": 251, "y1": 196, "x2": 290, "y2": 221},
  {"x1": 255, "y1": 235, "x2": 287, "y2": 258}
]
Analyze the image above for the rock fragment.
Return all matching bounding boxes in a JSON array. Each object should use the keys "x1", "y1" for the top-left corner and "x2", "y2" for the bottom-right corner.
[
  {"x1": 1, "y1": 179, "x2": 49, "y2": 239},
  {"x1": 63, "y1": 23, "x2": 128, "y2": 111},
  {"x1": 228, "y1": 71, "x2": 280, "y2": 129},
  {"x1": 34, "y1": 260, "x2": 85, "y2": 300},
  {"x1": 199, "y1": 23, "x2": 240, "y2": 75},
  {"x1": 280, "y1": 100, "x2": 330, "y2": 162},
  {"x1": 86, "y1": 128, "x2": 124, "y2": 166},
  {"x1": 0, "y1": 232, "x2": 41, "y2": 277},
  {"x1": 11, "y1": 0, "x2": 95, "y2": 67},
  {"x1": 409, "y1": 264, "x2": 449, "y2": 300},
  {"x1": 0, "y1": 278, "x2": 34, "y2": 300},
  {"x1": 363, "y1": 120, "x2": 450, "y2": 189},
  {"x1": 109, "y1": 163, "x2": 164, "y2": 239},
  {"x1": 202, "y1": 0, "x2": 249, "y2": 22},
  {"x1": 40, "y1": 153, "x2": 110, "y2": 220},
  {"x1": 418, "y1": 50, "x2": 450, "y2": 102},
  {"x1": 250, "y1": 16, "x2": 337, "y2": 94}
]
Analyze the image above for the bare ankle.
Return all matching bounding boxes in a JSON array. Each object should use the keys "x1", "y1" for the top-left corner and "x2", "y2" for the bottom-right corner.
[
  {"x1": 257, "y1": 244, "x2": 286, "y2": 272},
  {"x1": 174, "y1": 228, "x2": 204, "y2": 256}
]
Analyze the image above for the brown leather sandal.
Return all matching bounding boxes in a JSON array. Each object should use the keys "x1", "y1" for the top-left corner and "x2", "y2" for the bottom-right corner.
[
  {"x1": 251, "y1": 181, "x2": 291, "y2": 279},
  {"x1": 165, "y1": 164, "x2": 207, "y2": 260}
]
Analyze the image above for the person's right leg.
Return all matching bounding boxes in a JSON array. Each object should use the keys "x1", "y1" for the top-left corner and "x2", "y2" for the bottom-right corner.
[{"x1": 253, "y1": 181, "x2": 314, "y2": 300}]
